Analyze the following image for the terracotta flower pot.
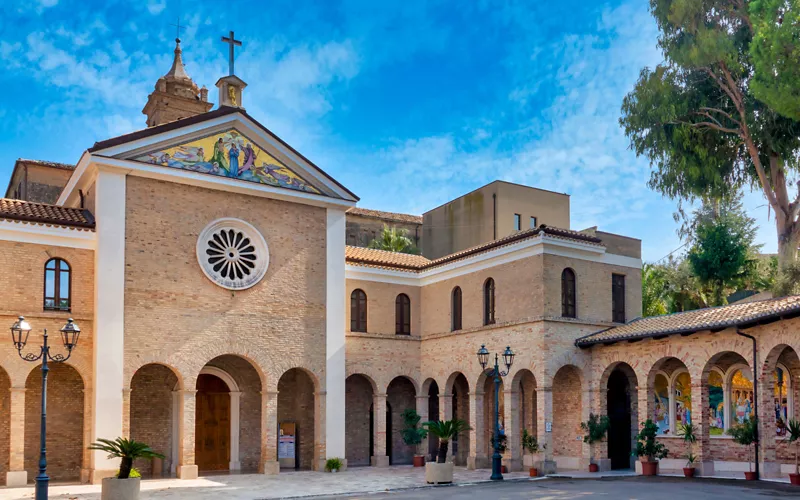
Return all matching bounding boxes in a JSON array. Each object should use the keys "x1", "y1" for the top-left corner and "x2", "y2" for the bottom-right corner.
[
  {"x1": 744, "y1": 471, "x2": 757, "y2": 481},
  {"x1": 413, "y1": 455, "x2": 425, "y2": 467},
  {"x1": 789, "y1": 473, "x2": 800, "y2": 485},
  {"x1": 501, "y1": 465, "x2": 508, "y2": 473},
  {"x1": 683, "y1": 467, "x2": 695, "y2": 478},
  {"x1": 641, "y1": 461, "x2": 658, "y2": 476},
  {"x1": 589, "y1": 463, "x2": 599, "y2": 473},
  {"x1": 529, "y1": 467, "x2": 538, "y2": 477}
]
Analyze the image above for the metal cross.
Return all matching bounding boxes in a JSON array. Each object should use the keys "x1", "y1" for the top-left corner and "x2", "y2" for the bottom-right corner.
[
  {"x1": 170, "y1": 18, "x2": 186, "y2": 41},
  {"x1": 221, "y1": 30, "x2": 242, "y2": 76}
]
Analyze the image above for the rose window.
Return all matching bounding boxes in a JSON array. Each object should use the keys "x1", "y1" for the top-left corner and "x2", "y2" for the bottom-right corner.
[{"x1": 196, "y1": 218, "x2": 269, "y2": 290}]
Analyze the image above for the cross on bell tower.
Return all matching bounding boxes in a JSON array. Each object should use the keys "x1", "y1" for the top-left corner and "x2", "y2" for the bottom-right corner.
[{"x1": 216, "y1": 30, "x2": 247, "y2": 109}]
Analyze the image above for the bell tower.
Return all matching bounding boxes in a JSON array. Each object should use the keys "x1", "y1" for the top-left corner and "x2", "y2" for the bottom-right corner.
[{"x1": 142, "y1": 38, "x2": 213, "y2": 127}]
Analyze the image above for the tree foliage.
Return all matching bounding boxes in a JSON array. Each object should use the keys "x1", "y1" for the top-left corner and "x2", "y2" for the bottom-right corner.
[
  {"x1": 89, "y1": 437, "x2": 164, "y2": 479},
  {"x1": 367, "y1": 224, "x2": 421, "y2": 254},
  {"x1": 621, "y1": 0, "x2": 800, "y2": 270}
]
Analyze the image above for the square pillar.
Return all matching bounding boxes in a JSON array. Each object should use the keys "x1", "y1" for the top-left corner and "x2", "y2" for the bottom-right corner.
[
  {"x1": 260, "y1": 390, "x2": 279, "y2": 474},
  {"x1": 416, "y1": 395, "x2": 429, "y2": 458},
  {"x1": 325, "y1": 208, "x2": 347, "y2": 463},
  {"x1": 176, "y1": 390, "x2": 198, "y2": 480},
  {"x1": 690, "y1": 381, "x2": 714, "y2": 477},
  {"x1": 229, "y1": 391, "x2": 241, "y2": 471},
  {"x1": 504, "y1": 389, "x2": 521, "y2": 471},
  {"x1": 6, "y1": 387, "x2": 26, "y2": 487},
  {"x1": 371, "y1": 393, "x2": 389, "y2": 466},
  {"x1": 535, "y1": 386, "x2": 556, "y2": 474},
  {"x1": 468, "y1": 391, "x2": 487, "y2": 469},
  {"x1": 90, "y1": 167, "x2": 127, "y2": 483}
]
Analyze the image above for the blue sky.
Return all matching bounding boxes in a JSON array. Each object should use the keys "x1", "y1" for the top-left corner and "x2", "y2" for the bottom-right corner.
[{"x1": 0, "y1": 0, "x2": 777, "y2": 261}]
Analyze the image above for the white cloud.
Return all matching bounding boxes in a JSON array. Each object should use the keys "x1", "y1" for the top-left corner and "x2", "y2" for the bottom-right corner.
[{"x1": 146, "y1": 0, "x2": 166, "y2": 15}]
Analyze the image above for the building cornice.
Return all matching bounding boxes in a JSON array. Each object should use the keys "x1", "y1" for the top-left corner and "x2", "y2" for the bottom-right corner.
[{"x1": 0, "y1": 219, "x2": 96, "y2": 249}]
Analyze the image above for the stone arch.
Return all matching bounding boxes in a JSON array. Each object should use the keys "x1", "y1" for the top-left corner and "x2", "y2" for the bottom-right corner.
[
  {"x1": 703, "y1": 350, "x2": 753, "y2": 437},
  {"x1": 180, "y1": 341, "x2": 269, "y2": 393},
  {"x1": 445, "y1": 370, "x2": 471, "y2": 395},
  {"x1": 25, "y1": 362, "x2": 84, "y2": 482},
  {"x1": 277, "y1": 367, "x2": 319, "y2": 470},
  {"x1": 551, "y1": 364, "x2": 583, "y2": 469},
  {"x1": 130, "y1": 363, "x2": 181, "y2": 476},
  {"x1": 383, "y1": 374, "x2": 420, "y2": 396},
  {"x1": 345, "y1": 374, "x2": 377, "y2": 466},
  {"x1": 604, "y1": 362, "x2": 638, "y2": 470},
  {"x1": 446, "y1": 372, "x2": 470, "y2": 466},
  {"x1": 387, "y1": 376, "x2": 418, "y2": 464},
  {"x1": 646, "y1": 356, "x2": 691, "y2": 437},
  {"x1": 125, "y1": 359, "x2": 185, "y2": 391}
]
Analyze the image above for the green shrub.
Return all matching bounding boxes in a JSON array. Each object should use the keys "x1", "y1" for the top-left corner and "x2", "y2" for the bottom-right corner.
[{"x1": 325, "y1": 457, "x2": 343, "y2": 472}]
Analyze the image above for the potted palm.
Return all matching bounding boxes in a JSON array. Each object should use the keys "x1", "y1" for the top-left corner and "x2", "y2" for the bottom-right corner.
[
  {"x1": 89, "y1": 437, "x2": 164, "y2": 500},
  {"x1": 401, "y1": 408, "x2": 428, "y2": 467},
  {"x1": 580, "y1": 413, "x2": 609, "y2": 472},
  {"x1": 788, "y1": 419, "x2": 800, "y2": 485},
  {"x1": 522, "y1": 429, "x2": 543, "y2": 476},
  {"x1": 633, "y1": 419, "x2": 668, "y2": 476},
  {"x1": 727, "y1": 417, "x2": 758, "y2": 480},
  {"x1": 678, "y1": 422, "x2": 697, "y2": 478},
  {"x1": 422, "y1": 419, "x2": 470, "y2": 484}
]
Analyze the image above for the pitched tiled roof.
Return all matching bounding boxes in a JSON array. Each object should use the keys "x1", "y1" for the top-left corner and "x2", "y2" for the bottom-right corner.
[
  {"x1": 576, "y1": 295, "x2": 800, "y2": 347},
  {"x1": 0, "y1": 199, "x2": 95, "y2": 230},
  {"x1": 17, "y1": 158, "x2": 76, "y2": 171},
  {"x1": 345, "y1": 246, "x2": 431, "y2": 270},
  {"x1": 346, "y1": 207, "x2": 423, "y2": 224},
  {"x1": 346, "y1": 224, "x2": 603, "y2": 272}
]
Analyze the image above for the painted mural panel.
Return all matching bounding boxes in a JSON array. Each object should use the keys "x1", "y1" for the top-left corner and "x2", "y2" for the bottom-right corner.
[
  {"x1": 730, "y1": 369, "x2": 754, "y2": 425},
  {"x1": 773, "y1": 366, "x2": 790, "y2": 437},
  {"x1": 674, "y1": 372, "x2": 691, "y2": 427},
  {"x1": 708, "y1": 371, "x2": 724, "y2": 435},
  {"x1": 653, "y1": 374, "x2": 670, "y2": 435},
  {"x1": 133, "y1": 129, "x2": 321, "y2": 194}
]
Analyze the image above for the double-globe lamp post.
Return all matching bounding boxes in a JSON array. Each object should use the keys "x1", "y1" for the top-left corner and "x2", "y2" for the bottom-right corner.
[
  {"x1": 477, "y1": 344, "x2": 514, "y2": 481},
  {"x1": 10, "y1": 316, "x2": 81, "y2": 500}
]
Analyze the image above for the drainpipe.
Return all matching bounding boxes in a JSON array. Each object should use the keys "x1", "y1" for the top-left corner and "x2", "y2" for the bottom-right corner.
[
  {"x1": 736, "y1": 328, "x2": 759, "y2": 480},
  {"x1": 492, "y1": 193, "x2": 497, "y2": 240}
]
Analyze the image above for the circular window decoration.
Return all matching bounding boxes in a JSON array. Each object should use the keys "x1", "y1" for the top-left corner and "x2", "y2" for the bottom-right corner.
[{"x1": 196, "y1": 218, "x2": 269, "y2": 290}]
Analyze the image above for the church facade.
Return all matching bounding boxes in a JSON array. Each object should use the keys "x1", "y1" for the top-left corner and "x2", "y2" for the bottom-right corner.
[{"x1": 0, "y1": 39, "x2": 798, "y2": 487}]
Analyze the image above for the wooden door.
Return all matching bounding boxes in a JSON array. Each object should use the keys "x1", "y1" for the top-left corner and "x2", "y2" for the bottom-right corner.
[{"x1": 195, "y1": 374, "x2": 231, "y2": 471}]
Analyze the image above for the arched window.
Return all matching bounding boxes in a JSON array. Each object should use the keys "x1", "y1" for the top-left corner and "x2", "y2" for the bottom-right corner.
[
  {"x1": 44, "y1": 258, "x2": 71, "y2": 311},
  {"x1": 395, "y1": 293, "x2": 411, "y2": 335},
  {"x1": 561, "y1": 268, "x2": 576, "y2": 318},
  {"x1": 350, "y1": 289, "x2": 367, "y2": 332},
  {"x1": 483, "y1": 278, "x2": 495, "y2": 326},
  {"x1": 451, "y1": 286, "x2": 463, "y2": 331}
]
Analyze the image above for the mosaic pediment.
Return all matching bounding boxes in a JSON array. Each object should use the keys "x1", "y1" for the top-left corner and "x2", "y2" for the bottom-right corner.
[{"x1": 133, "y1": 129, "x2": 321, "y2": 194}]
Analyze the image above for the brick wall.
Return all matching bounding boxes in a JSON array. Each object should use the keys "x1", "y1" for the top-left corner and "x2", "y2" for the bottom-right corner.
[
  {"x1": 277, "y1": 368, "x2": 316, "y2": 470},
  {"x1": 0, "y1": 369, "x2": 9, "y2": 475},
  {"x1": 346, "y1": 280, "x2": 421, "y2": 337},
  {"x1": 130, "y1": 363, "x2": 178, "y2": 476}
]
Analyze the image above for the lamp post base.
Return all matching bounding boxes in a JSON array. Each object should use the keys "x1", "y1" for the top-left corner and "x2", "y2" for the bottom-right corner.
[{"x1": 490, "y1": 454, "x2": 504, "y2": 481}]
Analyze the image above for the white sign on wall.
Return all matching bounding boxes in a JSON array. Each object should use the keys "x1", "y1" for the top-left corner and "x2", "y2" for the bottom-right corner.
[{"x1": 545, "y1": 422, "x2": 552, "y2": 432}]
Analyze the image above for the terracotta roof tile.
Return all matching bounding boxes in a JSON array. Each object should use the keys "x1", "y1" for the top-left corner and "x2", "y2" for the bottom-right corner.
[
  {"x1": 17, "y1": 158, "x2": 76, "y2": 171},
  {"x1": 346, "y1": 207, "x2": 423, "y2": 224},
  {"x1": 345, "y1": 224, "x2": 603, "y2": 272},
  {"x1": 0, "y1": 199, "x2": 95, "y2": 230},
  {"x1": 576, "y1": 295, "x2": 800, "y2": 347}
]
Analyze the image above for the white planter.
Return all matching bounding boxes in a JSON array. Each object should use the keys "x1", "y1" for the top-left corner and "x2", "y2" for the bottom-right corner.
[
  {"x1": 425, "y1": 462, "x2": 454, "y2": 484},
  {"x1": 101, "y1": 477, "x2": 140, "y2": 500}
]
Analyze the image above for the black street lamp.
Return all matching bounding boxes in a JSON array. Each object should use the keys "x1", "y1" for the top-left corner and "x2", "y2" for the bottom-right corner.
[
  {"x1": 477, "y1": 344, "x2": 514, "y2": 481},
  {"x1": 11, "y1": 316, "x2": 81, "y2": 500}
]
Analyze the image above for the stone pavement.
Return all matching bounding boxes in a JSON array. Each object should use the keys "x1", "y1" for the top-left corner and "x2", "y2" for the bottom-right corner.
[{"x1": 0, "y1": 467, "x2": 533, "y2": 500}]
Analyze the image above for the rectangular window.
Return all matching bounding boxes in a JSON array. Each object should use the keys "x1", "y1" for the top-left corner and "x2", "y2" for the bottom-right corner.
[
  {"x1": 530, "y1": 216, "x2": 537, "y2": 229},
  {"x1": 612, "y1": 274, "x2": 626, "y2": 323},
  {"x1": 513, "y1": 213, "x2": 521, "y2": 231}
]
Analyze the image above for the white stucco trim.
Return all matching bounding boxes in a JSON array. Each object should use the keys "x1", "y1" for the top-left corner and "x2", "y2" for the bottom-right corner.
[
  {"x1": 0, "y1": 220, "x2": 96, "y2": 249},
  {"x1": 345, "y1": 234, "x2": 642, "y2": 286},
  {"x1": 200, "y1": 366, "x2": 241, "y2": 392},
  {"x1": 91, "y1": 169, "x2": 126, "y2": 474},
  {"x1": 325, "y1": 208, "x2": 347, "y2": 459}
]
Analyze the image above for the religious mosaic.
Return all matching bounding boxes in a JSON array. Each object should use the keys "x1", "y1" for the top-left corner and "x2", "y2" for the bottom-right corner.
[
  {"x1": 730, "y1": 369, "x2": 754, "y2": 425},
  {"x1": 653, "y1": 374, "x2": 670, "y2": 435},
  {"x1": 708, "y1": 371, "x2": 725, "y2": 434},
  {"x1": 674, "y1": 372, "x2": 692, "y2": 427},
  {"x1": 773, "y1": 366, "x2": 790, "y2": 437},
  {"x1": 133, "y1": 129, "x2": 321, "y2": 194}
]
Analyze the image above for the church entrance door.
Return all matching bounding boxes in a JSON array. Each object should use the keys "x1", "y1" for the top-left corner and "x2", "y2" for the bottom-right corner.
[
  {"x1": 607, "y1": 369, "x2": 632, "y2": 470},
  {"x1": 195, "y1": 373, "x2": 231, "y2": 471}
]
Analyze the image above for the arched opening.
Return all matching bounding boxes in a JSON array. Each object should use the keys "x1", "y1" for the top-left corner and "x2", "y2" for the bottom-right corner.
[
  {"x1": 763, "y1": 345, "x2": 800, "y2": 464},
  {"x1": 130, "y1": 364, "x2": 179, "y2": 477},
  {"x1": 426, "y1": 380, "x2": 440, "y2": 461},
  {"x1": 25, "y1": 363, "x2": 84, "y2": 481},
  {"x1": 512, "y1": 370, "x2": 537, "y2": 447},
  {"x1": 345, "y1": 374, "x2": 374, "y2": 466},
  {"x1": 277, "y1": 368, "x2": 317, "y2": 470},
  {"x1": 449, "y1": 373, "x2": 470, "y2": 466},
  {"x1": 647, "y1": 357, "x2": 691, "y2": 436},
  {"x1": 0, "y1": 367, "x2": 10, "y2": 478},
  {"x1": 387, "y1": 376, "x2": 417, "y2": 464},
  {"x1": 194, "y1": 355, "x2": 262, "y2": 473},
  {"x1": 703, "y1": 351, "x2": 752, "y2": 436},
  {"x1": 482, "y1": 372, "x2": 504, "y2": 458},
  {"x1": 552, "y1": 365, "x2": 582, "y2": 469},
  {"x1": 606, "y1": 363, "x2": 637, "y2": 470}
]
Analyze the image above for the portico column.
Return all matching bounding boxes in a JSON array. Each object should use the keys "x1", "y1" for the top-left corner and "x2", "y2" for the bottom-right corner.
[
  {"x1": 438, "y1": 393, "x2": 453, "y2": 462},
  {"x1": 229, "y1": 391, "x2": 241, "y2": 471},
  {"x1": 371, "y1": 393, "x2": 389, "y2": 466},
  {"x1": 757, "y1": 373, "x2": 780, "y2": 478},
  {"x1": 90, "y1": 168, "x2": 127, "y2": 483},
  {"x1": 176, "y1": 389, "x2": 198, "y2": 479},
  {"x1": 260, "y1": 390, "x2": 279, "y2": 474},
  {"x1": 504, "y1": 389, "x2": 521, "y2": 471},
  {"x1": 690, "y1": 381, "x2": 713, "y2": 477},
  {"x1": 416, "y1": 395, "x2": 429, "y2": 458},
  {"x1": 122, "y1": 388, "x2": 131, "y2": 439},
  {"x1": 325, "y1": 208, "x2": 347, "y2": 469},
  {"x1": 535, "y1": 386, "x2": 556, "y2": 474},
  {"x1": 468, "y1": 390, "x2": 486, "y2": 469},
  {"x1": 6, "y1": 387, "x2": 26, "y2": 487}
]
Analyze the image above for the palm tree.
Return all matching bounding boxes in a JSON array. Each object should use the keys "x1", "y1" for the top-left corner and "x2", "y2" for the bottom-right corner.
[
  {"x1": 367, "y1": 224, "x2": 420, "y2": 254},
  {"x1": 788, "y1": 419, "x2": 800, "y2": 476},
  {"x1": 89, "y1": 437, "x2": 164, "y2": 479},
  {"x1": 423, "y1": 419, "x2": 470, "y2": 463}
]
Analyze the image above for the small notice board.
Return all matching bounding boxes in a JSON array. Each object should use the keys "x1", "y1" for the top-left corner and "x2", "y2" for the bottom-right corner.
[{"x1": 279, "y1": 421, "x2": 297, "y2": 469}]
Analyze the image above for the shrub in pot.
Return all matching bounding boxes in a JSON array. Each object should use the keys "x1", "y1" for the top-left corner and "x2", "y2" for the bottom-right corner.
[
  {"x1": 422, "y1": 419, "x2": 470, "y2": 484},
  {"x1": 325, "y1": 457, "x2": 343, "y2": 473},
  {"x1": 632, "y1": 419, "x2": 668, "y2": 476},
  {"x1": 522, "y1": 429, "x2": 544, "y2": 476},
  {"x1": 789, "y1": 419, "x2": 800, "y2": 485},
  {"x1": 89, "y1": 437, "x2": 164, "y2": 500},
  {"x1": 678, "y1": 423, "x2": 697, "y2": 478},
  {"x1": 401, "y1": 408, "x2": 428, "y2": 467},
  {"x1": 727, "y1": 418, "x2": 758, "y2": 481},
  {"x1": 580, "y1": 413, "x2": 609, "y2": 473}
]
